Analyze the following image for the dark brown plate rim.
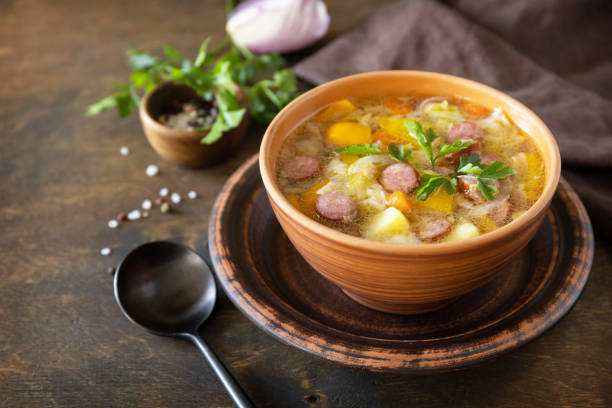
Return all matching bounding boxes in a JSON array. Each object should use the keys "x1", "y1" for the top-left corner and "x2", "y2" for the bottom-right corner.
[{"x1": 208, "y1": 155, "x2": 594, "y2": 373}]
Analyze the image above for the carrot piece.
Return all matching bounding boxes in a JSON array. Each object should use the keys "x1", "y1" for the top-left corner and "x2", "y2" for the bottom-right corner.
[
  {"x1": 325, "y1": 122, "x2": 372, "y2": 146},
  {"x1": 385, "y1": 190, "x2": 413, "y2": 213},
  {"x1": 300, "y1": 180, "x2": 329, "y2": 218},
  {"x1": 375, "y1": 117, "x2": 423, "y2": 148},
  {"x1": 287, "y1": 194, "x2": 301, "y2": 210},
  {"x1": 372, "y1": 128, "x2": 402, "y2": 148},
  {"x1": 339, "y1": 155, "x2": 360, "y2": 165},
  {"x1": 384, "y1": 97, "x2": 414, "y2": 115},
  {"x1": 417, "y1": 188, "x2": 453, "y2": 215},
  {"x1": 315, "y1": 99, "x2": 357, "y2": 123},
  {"x1": 462, "y1": 102, "x2": 492, "y2": 119}
]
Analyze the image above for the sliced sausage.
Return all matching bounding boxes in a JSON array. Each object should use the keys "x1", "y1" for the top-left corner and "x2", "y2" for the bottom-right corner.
[
  {"x1": 488, "y1": 199, "x2": 512, "y2": 226},
  {"x1": 379, "y1": 163, "x2": 419, "y2": 194},
  {"x1": 316, "y1": 191, "x2": 357, "y2": 221},
  {"x1": 282, "y1": 156, "x2": 320, "y2": 181},
  {"x1": 416, "y1": 217, "x2": 451, "y2": 242},
  {"x1": 479, "y1": 154, "x2": 500, "y2": 166},
  {"x1": 434, "y1": 165, "x2": 454, "y2": 176},
  {"x1": 447, "y1": 121, "x2": 484, "y2": 143},
  {"x1": 458, "y1": 176, "x2": 499, "y2": 203}
]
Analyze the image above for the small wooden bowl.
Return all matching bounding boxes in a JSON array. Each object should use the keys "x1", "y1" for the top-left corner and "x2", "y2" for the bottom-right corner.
[
  {"x1": 259, "y1": 71, "x2": 561, "y2": 315},
  {"x1": 139, "y1": 81, "x2": 249, "y2": 167}
]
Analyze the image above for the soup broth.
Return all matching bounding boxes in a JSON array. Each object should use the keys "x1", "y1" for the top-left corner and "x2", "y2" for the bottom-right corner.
[{"x1": 277, "y1": 96, "x2": 545, "y2": 244}]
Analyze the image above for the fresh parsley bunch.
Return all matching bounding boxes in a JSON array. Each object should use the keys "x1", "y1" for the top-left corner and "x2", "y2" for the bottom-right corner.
[{"x1": 86, "y1": 38, "x2": 299, "y2": 144}]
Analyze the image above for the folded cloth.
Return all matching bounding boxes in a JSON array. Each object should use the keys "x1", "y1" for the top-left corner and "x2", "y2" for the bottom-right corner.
[{"x1": 295, "y1": 0, "x2": 612, "y2": 239}]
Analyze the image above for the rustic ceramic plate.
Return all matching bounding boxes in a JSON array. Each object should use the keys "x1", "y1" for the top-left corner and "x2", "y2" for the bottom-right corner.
[{"x1": 208, "y1": 155, "x2": 594, "y2": 373}]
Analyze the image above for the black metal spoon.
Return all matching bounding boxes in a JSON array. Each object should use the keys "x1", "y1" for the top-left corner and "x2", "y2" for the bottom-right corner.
[{"x1": 114, "y1": 241, "x2": 254, "y2": 408}]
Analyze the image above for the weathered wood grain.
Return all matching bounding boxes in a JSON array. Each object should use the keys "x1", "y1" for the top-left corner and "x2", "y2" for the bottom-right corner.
[{"x1": 0, "y1": 0, "x2": 610, "y2": 407}]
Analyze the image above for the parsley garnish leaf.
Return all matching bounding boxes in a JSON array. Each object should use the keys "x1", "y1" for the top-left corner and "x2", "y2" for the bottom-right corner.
[
  {"x1": 477, "y1": 178, "x2": 497, "y2": 201},
  {"x1": 435, "y1": 140, "x2": 475, "y2": 161},
  {"x1": 335, "y1": 142, "x2": 413, "y2": 163},
  {"x1": 416, "y1": 174, "x2": 457, "y2": 201},
  {"x1": 458, "y1": 153, "x2": 481, "y2": 169},
  {"x1": 387, "y1": 143, "x2": 413, "y2": 163},
  {"x1": 457, "y1": 155, "x2": 516, "y2": 201},
  {"x1": 479, "y1": 161, "x2": 517, "y2": 179},
  {"x1": 457, "y1": 153, "x2": 483, "y2": 175},
  {"x1": 444, "y1": 177, "x2": 458, "y2": 195},
  {"x1": 335, "y1": 143, "x2": 384, "y2": 155},
  {"x1": 405, "y1": 120, "x2": 437, "y2": 166}
]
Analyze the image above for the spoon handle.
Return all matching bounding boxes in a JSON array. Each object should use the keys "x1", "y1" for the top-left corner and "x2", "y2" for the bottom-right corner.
[{"x1": 186, "y1": 333, "x2": 255, "y2": 408}]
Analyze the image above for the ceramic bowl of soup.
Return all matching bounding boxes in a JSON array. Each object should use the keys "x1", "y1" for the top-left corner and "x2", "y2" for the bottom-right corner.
[{"x1": 259, "y1": 71, "x2": 560, "y2": 314}]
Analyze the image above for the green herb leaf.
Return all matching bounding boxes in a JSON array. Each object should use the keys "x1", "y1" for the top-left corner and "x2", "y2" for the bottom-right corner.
[
  {"x1": 200, "y1": 116, "x2": 228, "y2": 144},
  {"x1": 388, "y1": 143, "x2": 413, "y2": 163},
  {"x1": 457, "y1": 154, "x2": 484, "y2": 176},
  {"x1": 335, "y1": 143, "x2": 384, "y2": 155},
  {"x1": 89, "y1": 35, "x2": 299, "y2": 142},
  {"x1": 86, "y1": 94, "x2": 118, "y2": 116},
  {"x1": 194, "y1": 37, "x2": 213, "y2": 68},
  {"x1": 130, "y1": 70, "x2": 150, "y2": 87},
  {"x1": 115, "y1": 92, "x2": 135, "y2": 118},
  {"x1": 404, "y1": 120, "x2": 437, "y2": 166},
  {"x1": 435, "y1": 140, "x2": 475, "y2": 161},
  {"x1": 246, "y1": 69, "x2": 298, "y2": 123},
  {"x1": 163, "y1": 45, "x2": 182, "y2": 61},
  {"x1": 477, "y1": 178, "x2": 497, "y2": 201},
  {"x1": 224, "y1": 108, "x2": 246, "y2": 127},
  {"x1": 416, "y1": 175, "x2": 446, "y2": 201},
  {"x1": 458, "y1": 153, "x2": 481, "y2": 169},
  {"x1": 416, "y1": 174, "x2": 456, "y2": 201},
  {"x1": 126, "y1": 48, "x2": 157, "y2": 70},
  {"x1": 479, "y1": 161, "x2": 517, "y2": 179},
  {"x1": 444, "y1": 177, "x2": 458, "y2": 195}
]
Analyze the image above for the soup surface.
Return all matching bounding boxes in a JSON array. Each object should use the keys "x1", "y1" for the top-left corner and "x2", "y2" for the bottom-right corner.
[{"x1": 277, "y1": 96, "x2": 544, "y2": 244}]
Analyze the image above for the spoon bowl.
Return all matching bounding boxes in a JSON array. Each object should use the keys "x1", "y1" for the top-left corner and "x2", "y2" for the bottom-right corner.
[
  {"x1": 114, "y1": 241, "x2": 216, "y2": 335},
  {"x1": 114, "y1": 241, "x2": 253, "y2": 408}
]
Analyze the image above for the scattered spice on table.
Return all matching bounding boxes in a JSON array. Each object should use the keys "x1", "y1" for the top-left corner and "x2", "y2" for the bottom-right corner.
[
  {"x1": 141, "y1": 199, "x2": 152, "y2": 210},
  {"x1": 120, "y1": 146, "x2": 129, "y2": 156},
  {"x1": 188, "y1": 190, "x2": 197, "y2": 199},
  {"x1": 170, "y1": 192, "x2": 181, "y2": 203},
  {"x1": 159, "y1": 187, "x2": 169, "y2": 197},
  {"x1": 145, "y1": 165, "x2": 159, "y2": 176},
  {"x1": 100, "y1": 248, "x2": 112, "y2": 256},
  {"x1": 127, "y1": 209, "x2": 141, "y2": 220},
  {"x1": 160, "y1": 202, "x2": 171, "y2": 213},
  {"x1": 108, "y1": 219, "x2": 119, "y2": 229}
]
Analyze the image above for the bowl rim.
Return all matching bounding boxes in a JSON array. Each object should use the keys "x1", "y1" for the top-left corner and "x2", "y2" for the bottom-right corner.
[{"x1": 260, "y1": 70, "x2": 561, "y2": 255}]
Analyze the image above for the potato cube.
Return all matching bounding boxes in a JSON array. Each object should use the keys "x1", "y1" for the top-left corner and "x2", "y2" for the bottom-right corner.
[
  {"x1": 446, "y1": 221, "x2": 480, "y2": 242},
  {"x1": 364, "y1": 207, "x2": 410, "y2": 240}
]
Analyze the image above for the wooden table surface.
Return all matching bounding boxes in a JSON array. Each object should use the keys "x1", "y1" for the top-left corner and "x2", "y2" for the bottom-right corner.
[{"x1": 1, "y1": 1, "x2": 610, "y2": 407}]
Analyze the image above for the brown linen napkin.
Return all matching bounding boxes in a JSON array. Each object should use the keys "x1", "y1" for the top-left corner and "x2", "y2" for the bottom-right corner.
[{"x1": 295, "y1": 0, "x2": 612, "y2": 239}]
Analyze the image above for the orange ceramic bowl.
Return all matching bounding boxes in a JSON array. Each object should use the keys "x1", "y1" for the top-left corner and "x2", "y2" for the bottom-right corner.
[{"x1": 259, "y1": 71, "x2": 561, "y2": 314}]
